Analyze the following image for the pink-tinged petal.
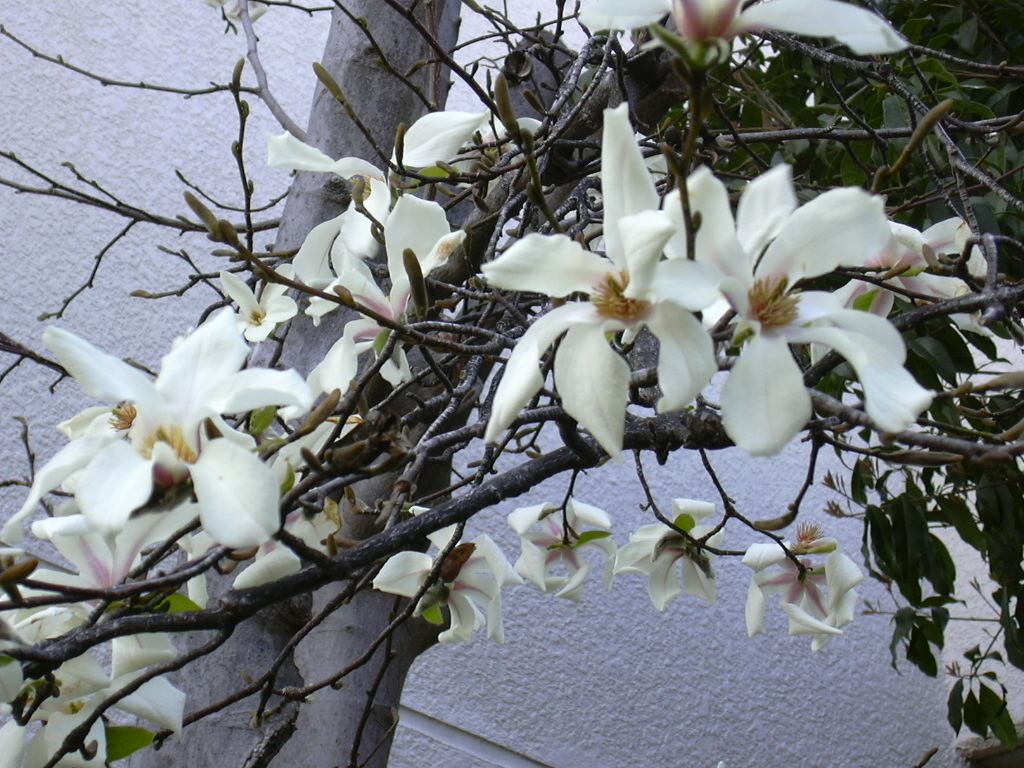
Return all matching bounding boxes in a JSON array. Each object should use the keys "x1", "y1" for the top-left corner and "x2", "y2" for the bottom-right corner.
[
  {"x1": 268, "y1": 132, "x2": 383, "y2": 179},
  {"x1": 722, "y1": 334, "x2": 811, "y2": 456},
  {"x1": 734, "y1": 0, "x2": 908, "y2": 55},
  {"x1": 2, "y1": 436, "x2": 112, "y2": 544},
  {"x1": 554, "y1": 324, "x2": 630, "y2": 457},
  {"x1": 648, "y1": 302, "x2": 716, "y2": 412},
  {"x1": 483, "y1": 234, "x2": 612, "y2": 298},
  {"x1": 757, "y1": 187, "x2": 891, "y2": 284},
  {"x1": 601, "y1": 104, "x2": 660, "y2": 269},
  {"x1": 190, "y1": 439, "x2": 280, "y2": 548},
  {"x1": 373, "y1": 551, "x2": 432, "y2": 597},
  {"x1": 77, "y1": 442, "x2": 155, "y2": 536},
  {"x1": 619, "y1": 210, "x2": 676, "y2": 298},
  {"x1": 117, "y1": 676, "x2": 186, "y2": 734},
  {"x1": 399, "y1": 110, "x2": 489, "y2": 168},
  {"x1": 735, "y1": 163, "x2": 797, "y2": 258},
  {"x1": 579, "y1": 0, "x2": 670, "y2": 30},
  {"x1": 44, "y1": 327, "x2": 159, "y2": 410},
  {"x1": 485, "y1": 303, "x2": 599, "y2": 444}
]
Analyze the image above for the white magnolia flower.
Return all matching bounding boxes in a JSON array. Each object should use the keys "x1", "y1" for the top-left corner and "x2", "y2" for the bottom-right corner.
[
  {"x1": 482, "y1": 104, "x2": 717, "y2": 456},
  {"x1": 220, "y1": 266, "x2": 298, "y2": 342},
  {"x1": 835, "y1": 217, "x2": 988, "y2": 333},
  {"x1": 268, "y1": 133, "x2": 389, "y2": 286},
  {"x1": 4, "y1": 310, "x2": 313, "y2": 548},
  {"x1": 672, "y1": 163, "x2": 932, "y2": 456},
  {"x1": 616, "y1": 499, "x2": 723, "y2": 609},
  {"x1": 580, "y1": 0, "x2": 907, "y2": 56},
  {"x1": 205, "y1": 0, "x2": 268, "y2": 21},
  {"x1": 307, "y1": 194, "x2": 465, "y2": 395},
  {"x1": 743, "y1": 525, "x2": 863, "y2": 651},
  {"x1": 507, "y1": 498, "x2": 616, "y2": 601},
  {"x1": 373, "y1": 512, "x2": 522, "y2": 643}
]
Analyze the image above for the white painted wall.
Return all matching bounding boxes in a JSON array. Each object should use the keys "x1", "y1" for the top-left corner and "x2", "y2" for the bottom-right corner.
[{"x1": 0, "y1": 3, "x2": 972, "y2": 766}]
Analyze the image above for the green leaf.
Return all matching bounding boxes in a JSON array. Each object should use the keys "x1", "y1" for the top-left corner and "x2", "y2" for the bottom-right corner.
[
  {"x1": 105, "y1": 726, "x2": 155, "y2": 762},
  {"x1": 673, "y1": 513, "x2": 697, "y2": 533},
  {"x1": 158, "y1": 593, "x2": 203, "y2": 614},
  {"x1": 979, "y1": 683, "x2": 1018, "y2": 747},
  {"x1": 250, "y1": 406, "x2": 278, "y2": 436},
  {"x1": 948, "y1": 678, "x2": 964, "y2": 734},
  {"x1": 0, "y1": 655, "x2": 13, "y2": 668},
  {"x1": 421, "y1": 603, "x2": 445, "y2": 626},
  {"x1": 575, "y1": 530, "x2": 612, "y2": 546}
]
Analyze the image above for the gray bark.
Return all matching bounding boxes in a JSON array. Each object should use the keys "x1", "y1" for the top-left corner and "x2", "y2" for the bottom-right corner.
[{"x1": 133, "y1": 4, "x2": 461, "y2": 767}]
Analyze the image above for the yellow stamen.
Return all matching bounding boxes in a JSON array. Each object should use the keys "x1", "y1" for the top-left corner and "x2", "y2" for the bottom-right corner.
[
  {"x1": 109, "y1": 402, "x2": 137, "y2": 432},
  {"x1": 591, "y1": 271, "x2": 651, "y2": 323},
  {"x1": 748, "y1": 277, "x2": 799, "y2": 328}
]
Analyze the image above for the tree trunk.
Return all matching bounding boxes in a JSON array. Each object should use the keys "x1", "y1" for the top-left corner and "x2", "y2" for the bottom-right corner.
[{"x1": 133, "y1": 4, "x2": 460, "y2": 767}]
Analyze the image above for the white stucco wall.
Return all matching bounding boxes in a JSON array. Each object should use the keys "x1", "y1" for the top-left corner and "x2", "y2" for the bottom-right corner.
[{"x1": 0, "y1": 3, "x2": 975, "y2": 766}]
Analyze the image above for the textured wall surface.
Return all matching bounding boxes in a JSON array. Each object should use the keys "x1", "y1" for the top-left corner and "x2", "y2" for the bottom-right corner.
[{"x1": 0, "y1": 3, "x2": 970, "y2": 767}]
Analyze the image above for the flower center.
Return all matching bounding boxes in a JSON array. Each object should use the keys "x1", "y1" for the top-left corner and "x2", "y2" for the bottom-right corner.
[
  {"x1": 796, "y1": 521, "x2": 825, "y2": 547},
  {"x1": 748, "y1": 277, "x2": 799, "y2": 328},
  {"x1": 142, "y1": 425, "x2": 200, "y2": 464},
  {"x1": 110, "y1": 402, "x2": 137, "y2": 432},
  {"x1": 249, "y1": 308, "x2": 267, "y2": 326},
  {"x1": 591, "y1": 271, "x2": 650, "y2": 323}
]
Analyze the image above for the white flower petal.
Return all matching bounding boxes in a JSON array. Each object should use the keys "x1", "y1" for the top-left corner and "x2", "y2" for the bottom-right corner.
[
  {"x1": 735, "y1": 163, "x2": 797, "y2": 257},
  {"x1": 757, "y1": 187, "x2": 891, "y2": 284},
  {"x1": 666, "y1": 168, "x2": 748, "y2": 285},
  {"x1": 745, "y1": 577, "x2": 768, "y2": 637},
  {"x1": 483, "y1": 235, "x2": 612, "y2": 298},
  {"x1": 567, "y1": 498, "x2": 613, "y2": 530},
  {"x1": 743, "y1": 540, "x2": 791, "y2": 571},
  {"x1": 648, "y1": 302, "x2": 716, "y2": 412},
  {"x1": 118, "y1": 676, "x2": 187, "y2": 734},
  {"x1": 647, "y1": 553, "x2": 682, "y2": 611},
  {"x1": 293, "y1": 214, "x2": 345, "y2": 286},
  {"x1": 373, "y1": 551, "x2": 432, "y2": 597},
  {"x1": 205, "y1": 368, "x2": 313, "y2": 417},
  {"x1": 111, "y1": 633, "x2": 176, "y2": 679},
  {"x1": 723, "y1": 334, "x2": 811, "y2": 455},
  {"x1": 653, "y1": 258, "x2": 725, "y2": 311},
  {"x1": 3, "y1": 436, "x2": 111, "y2": 543},
  {"x1": 268, "y1": 132, "x2": 383, "y2": 178},
  {"x1": 485, "y1": 303, "x2": 598, "y2": 444},
  {"x1": 601, "y1": 104, "x2": 660, "y2": 269},
  {"x1": 788, "y1": 325, "x2": 932, "y2": 433},
  {"x1": 825, "y1": 550, "x2": 864, "y2": 610},
  {"x1": 384, "y1": 195, "x2": 451, "y2": 300},
  {"x1": 219, "y1": 271, "x2": 263, "y2": 318},
  {"x1": 190, "y1": 439, "x2": 280, "y2": 548},
  {"x1": 77, "y1": 442, "x2": 155, "y2": 536},
  {"x1": 579, "y1": 0, "x2": 670, "y2": 30},
  {"x1": 233, "y1": 547, "x2": 302, "y2": 589},
  {"x1": 735, "y1": 0, "x2": 908, "y2": 55},
  {"x1": 507, "y1": 503, "x2": 556, "y2": 535},
  {"x1": 554, "y1": 324, "x2": 630, "y2": 456},
  {"x1": 618, "y1": 210, "x2": 676, "y2": 298},
  {"x1": 781, "y1": 601, "x2": 844, "y2": 637},
  {"x1": 44, "y1": 327, "x2": 158, "y2": 410},
  {"x1": 399, "y1": 110, "x2": 489, "y2": 168}
]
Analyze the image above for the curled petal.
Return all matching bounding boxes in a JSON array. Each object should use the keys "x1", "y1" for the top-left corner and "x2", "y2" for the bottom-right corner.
[
  {"x1": 734, "y1": 0, "x2": 908, "y2": 55},
  {"x1": 372, "y1": 551, "x2": 432, "y2": 597},
  {"x1": 399, "y1": 110, "x2": 489, "y2": 168},
  {"x1": 482, "y1": 234, "x2": 611, "y2": 298}
]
